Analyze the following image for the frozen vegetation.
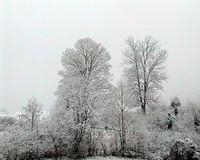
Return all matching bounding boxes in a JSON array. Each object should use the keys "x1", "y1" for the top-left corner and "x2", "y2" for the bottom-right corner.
[
  {"x1": 42, "y1": 156, "x2": 135, "y2": 160},
  {"x1": 0, "y1": 37, "x2": 200, "y2": 160}
]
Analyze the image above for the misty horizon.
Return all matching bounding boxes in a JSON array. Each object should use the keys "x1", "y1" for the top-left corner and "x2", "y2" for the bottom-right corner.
[{"x1": 1, "y1": 0, "x2": 200, "y2": 113}]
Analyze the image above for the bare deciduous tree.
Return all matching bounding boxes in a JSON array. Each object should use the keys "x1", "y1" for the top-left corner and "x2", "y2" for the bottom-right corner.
[{"x1": 123, "y1": 36, "x2": 167, "y2": 113}]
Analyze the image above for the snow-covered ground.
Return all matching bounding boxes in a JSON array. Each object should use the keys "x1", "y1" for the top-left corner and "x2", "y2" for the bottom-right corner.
[
  {"x1": 43, "y1": 156, "x2": 139, "y2": 160},
  {"x1": 84, "y1": 157, "x2": 139, "y2": 160}
]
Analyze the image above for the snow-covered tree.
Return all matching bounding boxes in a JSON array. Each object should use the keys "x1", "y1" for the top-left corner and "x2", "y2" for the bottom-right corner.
[
  {"x1": 170, "y1": 97, "x2": 181, "y2": 116},
  {"x1": 56, "y1": 38, "x2": 112, "y2": 153},
  {"x1": 190, "y1": 102, "x2": 200, "y2": 132},
  {"x1": 170, "y1": 97, "x2": 181, "y2": 107},
  {"x1": 123, "y1": 36, "x2": 167, "y2": 113},
  {"x1": 22, "y1": 97, "x2": 42, "y2": 130}
]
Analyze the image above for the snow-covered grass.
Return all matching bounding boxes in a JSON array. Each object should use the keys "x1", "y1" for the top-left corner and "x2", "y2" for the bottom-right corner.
[
  {"x1": 84, "y1": 156, "x2": 139, "y2": 160},
  {"x1": 43, "y1": 156, "x2": 138, "y2": 160}
]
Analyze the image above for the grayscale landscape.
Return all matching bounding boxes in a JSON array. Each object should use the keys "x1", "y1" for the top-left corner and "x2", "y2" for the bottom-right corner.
[{"x1": 0, "y1": 0, "x2": 200, "y2": 160}]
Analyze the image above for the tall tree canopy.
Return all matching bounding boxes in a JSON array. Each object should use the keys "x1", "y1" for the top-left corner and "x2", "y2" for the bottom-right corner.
[
  {"x1": 123, "y1": 36, "x2": 167, "y2": 113},
  {"x1": 56, "y1": 38, "x2": 112, "y2": 152}
]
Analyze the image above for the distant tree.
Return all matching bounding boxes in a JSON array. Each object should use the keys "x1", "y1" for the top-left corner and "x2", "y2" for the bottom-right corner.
[
  {"x1": 170, "y1": 97, "x2": 181, "y2": 116},
  {"x1": 170, "y1": 97, "x2": 181, "y2": 107},
  {"x1": 167, "y1": 113, "x2": 173, "y2": 129},
  {"x1": 123, "y1": 36, "x2": 167, "y2": 113},
  {"x1": 190, "y1": 103, "x2": 200, "y2": 132},
  {"x1": 56, "y1": 38, "x2": 112, "y2": 153},
  {"x1": 22, "y1": 97, "x2": 42, "y2": 130}
]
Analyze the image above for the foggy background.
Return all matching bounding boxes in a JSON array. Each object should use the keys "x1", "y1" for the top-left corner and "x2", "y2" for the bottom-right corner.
[{"x1": 1, "y1": 0, "x2": 200, "y2": 113}]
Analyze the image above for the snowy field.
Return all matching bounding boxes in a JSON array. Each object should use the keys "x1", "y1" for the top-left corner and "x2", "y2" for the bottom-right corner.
[
  {"x1": 84, "y1": 157, "x2": 138, "y2": 160},
  {"x1": 43, "y1": 156, "x2": 138, "y2": 160}
]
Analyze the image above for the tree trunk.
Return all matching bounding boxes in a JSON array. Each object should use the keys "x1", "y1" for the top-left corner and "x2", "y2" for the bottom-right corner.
[
  {"x1": 54, "y1": 144, "x2": 58, "y2": 159},
  {"x1": 73, "y1": 129, "x2": 83, "y2": 154},
  {"x1": 142, "y1": 84, "x2": 147, "y2": 114},
  {"x1": 31, "y1": 113, "x2": 34, "y2": 130},
  {"x1": 51, "y1": 137, "x2": 58, "y2": 159},
  {"x1": 121, "y1": 109, "x2": 125, "y2": 151},
  {"x1": 141, "y1": 103, "x2": 146, "y2": 114}
]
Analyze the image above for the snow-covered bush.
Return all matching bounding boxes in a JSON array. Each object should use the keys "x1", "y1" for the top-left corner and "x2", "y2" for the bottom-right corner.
[
  {"x1": 0, "y1": 125, "x2": 38, "y2": 159},
  {"x1": 123, "y1": 103, "x2": 200, "y2": 159}
]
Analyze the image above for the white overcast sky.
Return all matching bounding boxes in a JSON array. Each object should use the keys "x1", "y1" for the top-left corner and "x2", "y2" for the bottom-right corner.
[{"x1": 0, "y1": 0, "x2": 200, "y2": 113}]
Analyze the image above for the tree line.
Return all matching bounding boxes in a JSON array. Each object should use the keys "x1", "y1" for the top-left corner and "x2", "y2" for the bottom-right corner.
[{"x1": 0, "y1": 36, "x2": 200, "y2": 160}]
